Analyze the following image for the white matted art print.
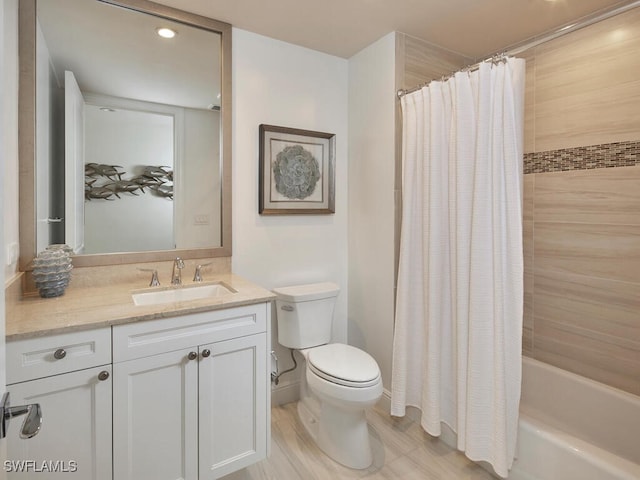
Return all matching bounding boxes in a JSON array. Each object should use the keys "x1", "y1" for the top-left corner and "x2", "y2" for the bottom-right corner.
[{"x1": 259, "y1": 124, "x2": 335, "y2": 214}]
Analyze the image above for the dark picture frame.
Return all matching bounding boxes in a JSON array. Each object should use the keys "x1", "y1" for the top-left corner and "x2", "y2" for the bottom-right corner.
[{"x1": 258, "y1": 124, "x2": 335, "y2": 215}]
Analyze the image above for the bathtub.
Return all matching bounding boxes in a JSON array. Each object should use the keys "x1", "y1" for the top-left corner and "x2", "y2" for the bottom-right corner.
[{"x1": 509, "y1": 357, "x2": 640, "y2": 480}]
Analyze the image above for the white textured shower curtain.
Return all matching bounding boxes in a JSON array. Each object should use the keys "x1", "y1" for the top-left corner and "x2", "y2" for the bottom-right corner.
[{"x1": 390, "y1": 58, "x2": 525, "y2": 478}]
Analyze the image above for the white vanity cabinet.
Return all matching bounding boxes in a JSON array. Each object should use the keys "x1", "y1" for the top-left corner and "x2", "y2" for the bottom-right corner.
[
  {"x1": 112, "y1": 303, "x2": 271, "y2": 480},
  {"x1": 198, "y1": 333, "x2": 268, "y2": 478},
  {"x1": 5, "y1": 328, "x2": 113, "y2": 480}
]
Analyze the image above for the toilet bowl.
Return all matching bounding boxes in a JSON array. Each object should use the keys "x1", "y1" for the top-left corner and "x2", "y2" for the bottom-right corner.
[
  {"x1": 273, "y1": 282, "x2": 383, "y2": 469},
  {"x1": 302, "y1": 344, "x2": 383, "y2": 469}
]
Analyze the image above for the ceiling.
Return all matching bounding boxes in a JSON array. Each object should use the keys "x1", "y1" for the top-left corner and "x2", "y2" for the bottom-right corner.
[
  {"x1": 35, "y1": 0, "x2": 636, "y2": 110},
  {"x1": 38, "y1": 0, "x2": 221, "y2": 109},
  {"x1": 153, "y1": 0, "x2": 634, "y2": 59}
]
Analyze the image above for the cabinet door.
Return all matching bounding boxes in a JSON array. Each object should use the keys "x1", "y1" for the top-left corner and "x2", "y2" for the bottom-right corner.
[
  {"x1": 113, "y1": 349, "x2": 198, "y2": 480},
  {"x1": 199, "y1": 333, "x2": 268, "y2": 479},
  {"x1": 6, "y1": 366, "x2": 112, "y2": 480}
]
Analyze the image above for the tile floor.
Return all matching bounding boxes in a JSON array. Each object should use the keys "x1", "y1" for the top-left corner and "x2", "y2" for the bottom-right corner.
[{"x1": 222, "y1": 402, "x2": 497, "y2": 479}]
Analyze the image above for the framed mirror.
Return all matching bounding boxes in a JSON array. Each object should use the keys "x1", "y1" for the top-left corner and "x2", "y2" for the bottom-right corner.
[{"x1": 19, "y1": 0, "x2": 232, "y2": 269}]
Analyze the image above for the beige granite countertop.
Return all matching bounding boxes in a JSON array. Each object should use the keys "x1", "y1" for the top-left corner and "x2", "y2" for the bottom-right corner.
[{"x1": 6, "y1": 273, "x2": 275, "y2": 340}]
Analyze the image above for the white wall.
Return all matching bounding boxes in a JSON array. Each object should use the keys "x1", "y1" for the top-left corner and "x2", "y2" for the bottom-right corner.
[
  {"x1": 232, "y1": 28, "x2": 349, "y2": 397},
  {"x1": 176, "y1": 108, "x2": 221, "y2": 249},
  {"x1": 1, "y1": 0, "x2": 18, "y2": 466},
  {"x1": 2, "y1": 0, "x2": 18, "y2": 282},
  {"x1": 83, "y1": 105, "x2": 175, "y2": 253},
  {"x1": 35, "y1": 22, "x2": 65, "y2": 248},
  {"x1": 347, "y1": 33, "x2": 396, "y2": 390},
  {"x1": 35, "y1": 22, "x2": 53, "y2": 251}
]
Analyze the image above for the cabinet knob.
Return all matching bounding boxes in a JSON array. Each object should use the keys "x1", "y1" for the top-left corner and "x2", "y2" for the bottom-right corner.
[
  {"x1": 188, "y1": 351, "x2": 198, "y2": 360},
  {"x1": 201, "y1": 349, "x2": 211, "y2": 358},
  {"x1": 98, "y1": 371, "x2": 110, "y2": 381},
  {"x1": 53, "y1": 348, "x2": 66, "y2": 360}
]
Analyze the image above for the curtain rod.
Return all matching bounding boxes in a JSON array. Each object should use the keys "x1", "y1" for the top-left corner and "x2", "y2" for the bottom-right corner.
[
  {"x1": 397, "y1": 0, "x2": 640, "y2": 98},
  {"x1": 397, "y1": 54, "x2": 506, "y2": 98}
]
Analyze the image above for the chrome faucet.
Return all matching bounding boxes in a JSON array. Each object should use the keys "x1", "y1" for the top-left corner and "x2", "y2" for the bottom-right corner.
[
  {"x1": 192, "y1": 262, "x2": 211, "y2": 283},
  {"x1": 138, "y1": 268, "x2": 160, "y2": 287},
  {"x1": 171, "y1": 257, "x2": 185, "y2": 285}
]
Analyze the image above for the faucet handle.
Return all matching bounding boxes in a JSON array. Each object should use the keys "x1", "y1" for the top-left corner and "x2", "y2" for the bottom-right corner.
[
  {"x1": 193, "y1": 263, "x2": 211, "y2": 282},
  {"x1": 138, "y1": 268, "x2": 160, "y2": 287}
]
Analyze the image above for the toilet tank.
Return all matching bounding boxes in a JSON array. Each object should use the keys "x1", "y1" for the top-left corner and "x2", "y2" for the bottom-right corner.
[{"x1": 273, "y1": 282, "x2": 339, "y2": 349}]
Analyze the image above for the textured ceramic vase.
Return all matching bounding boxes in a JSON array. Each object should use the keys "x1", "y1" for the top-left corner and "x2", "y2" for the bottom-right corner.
[{"x1": 32, "y1": 244, "x2": 73, "y2": 298}]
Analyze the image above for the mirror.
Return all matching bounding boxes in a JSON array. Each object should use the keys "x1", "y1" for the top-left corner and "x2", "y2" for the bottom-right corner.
[{"x1": 19, "y1": 0, "x2": 232, "y2": 269}]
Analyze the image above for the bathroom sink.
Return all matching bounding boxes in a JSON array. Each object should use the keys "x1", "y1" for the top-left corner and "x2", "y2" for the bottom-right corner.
[{"x1": 132, "y1": 282, "x2": 236, "y2": 306}]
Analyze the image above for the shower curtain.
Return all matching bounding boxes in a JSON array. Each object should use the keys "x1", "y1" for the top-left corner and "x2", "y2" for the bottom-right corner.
[{"x1": 390, "y1": 58, "x2": 525, "y2": 478}]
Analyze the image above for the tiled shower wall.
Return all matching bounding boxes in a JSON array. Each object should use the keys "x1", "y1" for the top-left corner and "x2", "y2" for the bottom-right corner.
[
  {"x1": 394, "y1": 33, "x2": 472, "y2": 299},
  {"x1": 521, "y1": 8, "x2": 640, "y2": 396},
  {"x1": 396, "y1": 9, "x2": 640, "y2": 397}
]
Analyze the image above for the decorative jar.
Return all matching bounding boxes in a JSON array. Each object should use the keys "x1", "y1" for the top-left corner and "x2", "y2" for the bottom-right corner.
[{"x1": 32, "y1": 245, "x2": 73, "y2": 298}]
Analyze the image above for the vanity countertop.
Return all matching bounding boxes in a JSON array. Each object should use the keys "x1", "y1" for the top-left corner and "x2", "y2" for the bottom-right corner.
[{"x1": 6, "y1": 273, "x2": 275, "y2": 340}]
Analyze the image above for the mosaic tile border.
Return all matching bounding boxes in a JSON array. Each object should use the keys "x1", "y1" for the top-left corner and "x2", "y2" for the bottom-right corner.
[{"x1": 524, "y1": 140, "x2": 640, "y2": 174}]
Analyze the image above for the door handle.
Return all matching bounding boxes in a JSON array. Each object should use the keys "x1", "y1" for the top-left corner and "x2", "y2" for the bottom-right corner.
[
  {"x1": 0, "y1": 392, "x2": 43, "y2": 439},
  {"x1": 47, "y1": 217, "x2": 63, "y2": 224}
]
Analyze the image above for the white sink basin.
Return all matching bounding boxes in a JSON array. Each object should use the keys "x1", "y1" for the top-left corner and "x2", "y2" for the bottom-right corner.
[{"x1": 132, "y1": 282, "x2": 236, "y2": 306}]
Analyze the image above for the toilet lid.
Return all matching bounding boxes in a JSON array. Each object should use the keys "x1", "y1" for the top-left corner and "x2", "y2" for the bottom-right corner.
[{"x1": 308, "y1": 344, "x2": 381, "y2": 388}]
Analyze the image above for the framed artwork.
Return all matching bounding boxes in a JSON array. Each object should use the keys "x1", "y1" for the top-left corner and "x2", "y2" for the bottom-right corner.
[{"x1": 259, "y1": 124, "x2": 335, "y2": 214}]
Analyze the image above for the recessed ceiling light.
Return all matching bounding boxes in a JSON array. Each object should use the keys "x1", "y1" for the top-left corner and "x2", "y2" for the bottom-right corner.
[
  {"x1": 156, "y1": 27, "x2": 177, "y2": 39},
  {"x1": 100, "y1": 107, "x2": 116, "y2": 112}
]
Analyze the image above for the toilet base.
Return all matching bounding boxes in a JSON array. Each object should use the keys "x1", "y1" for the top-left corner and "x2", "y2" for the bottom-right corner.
[{"x1": 297, "y1": 397, "x2": 373, "y2": 469}]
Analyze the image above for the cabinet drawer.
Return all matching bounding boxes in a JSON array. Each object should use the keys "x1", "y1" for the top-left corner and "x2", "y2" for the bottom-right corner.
[
  {"x1": 7, "y1": 327, "x2": 112, "y2": 384},
  {"x1": 113, "y1": 303, "x2": 268, "y2": 362}
]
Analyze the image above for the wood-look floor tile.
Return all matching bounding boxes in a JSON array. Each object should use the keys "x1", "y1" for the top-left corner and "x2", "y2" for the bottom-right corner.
[
  {"x1": 365, "y1": 408, "x2": 419, "y2": 462},
  {"x1": 403, "y1": 434, "x2": 496, "y2": 480},
  {"x1": 278, "y1": 408, "x2": 362, "y2": 479},
  {"x1": 223, "y1": 403, "x2": 501, "y2": 479}
]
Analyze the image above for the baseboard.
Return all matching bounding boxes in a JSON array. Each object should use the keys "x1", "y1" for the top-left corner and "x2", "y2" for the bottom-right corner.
[
  {"x1": 377, "y1": 388, "x2": 392, "y2": 412},
  {"x1": 380, "y1": 389, "x2": 423, "y2": 424},
  {"x1": 271, "y1": 381, "x2": 300, "y2": 406}
]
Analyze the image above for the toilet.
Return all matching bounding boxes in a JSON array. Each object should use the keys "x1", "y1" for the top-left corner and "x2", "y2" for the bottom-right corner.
[{"x1": 273, "y1": 282, "x2": 383, "y2": 469}]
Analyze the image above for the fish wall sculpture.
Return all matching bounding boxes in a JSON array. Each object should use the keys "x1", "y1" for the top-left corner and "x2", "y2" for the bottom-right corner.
[{"x1": 84, "y1": 164, "x2": 173, "y2": 201}]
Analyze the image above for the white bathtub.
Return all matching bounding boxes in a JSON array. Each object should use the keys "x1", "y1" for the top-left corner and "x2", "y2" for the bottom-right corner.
[{"x1": 509, "y1": 357, "x2": 640, "y2": 480}]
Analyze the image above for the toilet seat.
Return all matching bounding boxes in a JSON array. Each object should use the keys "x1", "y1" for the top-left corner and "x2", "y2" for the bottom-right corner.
[{"x1": 307, "y1": 344, "x2": 381, "y2": 388}]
